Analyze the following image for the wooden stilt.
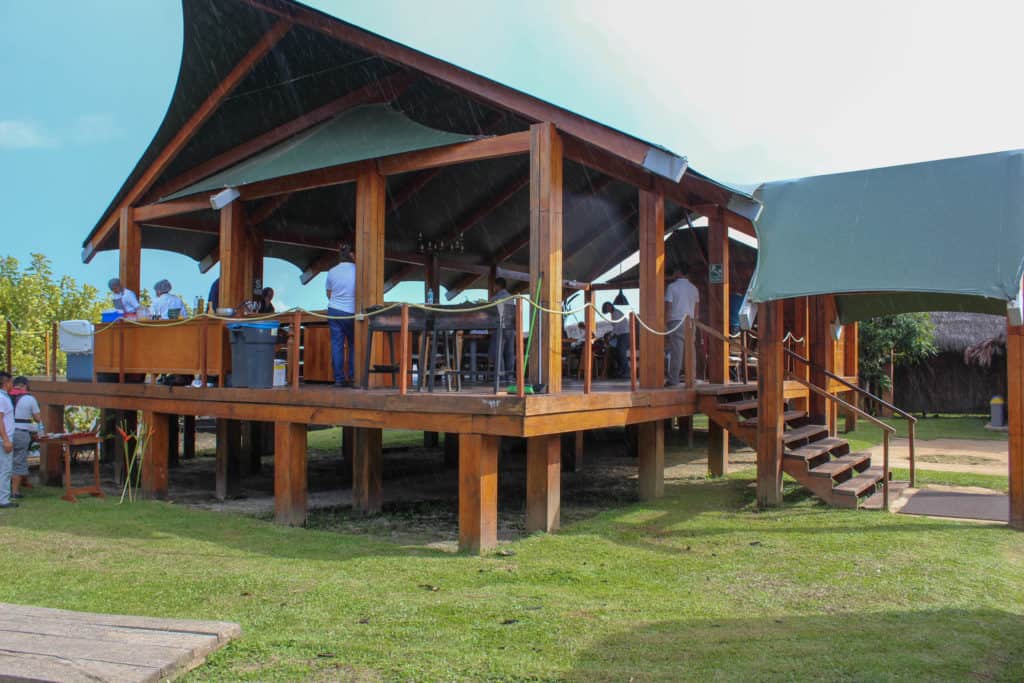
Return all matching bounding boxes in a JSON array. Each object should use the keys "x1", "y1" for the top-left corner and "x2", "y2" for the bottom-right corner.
[
  {"x1": 141, "y1": 411, "x2": 170, "y2": 500},
  {"x1": 168, "y1": 414, "x2": 180, "y2": 469},
  {"x1": 458, "y1": 433, "x2": 499, "y2": 553},
  {"x1": 528, "y1": 122, "x2": 563, "y2": 393},
  {"x1": 183, "y1": 415, "x2": 196, "y2": 460},
  {"x1": 757, "y1": 301, "x2": 785, "y2": 507},
  {"x1": 215, "y1": 418, "x2": 241, "y2": 501},
  {"x1": 274, "y1": 421, "x2": 308, "y2": 526},
  {"x1": 40, "y1": 404, "x2": 64, "y2": 486},
  {"x1": 563, "y1": 430, "x2": 584, "y2": 472},
  {"x1": 526, "y1": 435, "x2": 560, "y2": 532},
  {"x1": 1007, "y1": 320, "x2": 1024, "y2": 530},
  {"x1": 637, "y1": 420, "x2": 664, "y2": 500},
  {"x1": 340, "y1": 426, "x2": 354, "y2": 483},
  {"x1": 443, "y1": 432, "x2": 459, "y2": 468},
  {"x1": 353, "y1": 427, "x2": 382, "y2": 514}
]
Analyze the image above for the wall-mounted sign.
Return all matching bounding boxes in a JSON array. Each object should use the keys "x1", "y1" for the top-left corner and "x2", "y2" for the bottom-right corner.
[{"x1": 709, "y1": 263, "x2": 724, "y2": 284}]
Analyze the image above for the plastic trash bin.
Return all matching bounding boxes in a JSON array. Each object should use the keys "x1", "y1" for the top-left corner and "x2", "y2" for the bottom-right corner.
[
  {"x1": 228, "y1": 322, "x2": 280, "y2": 388},
  {"x1": 990, "y1": 396, "x2": 1006, "y2": 427}
]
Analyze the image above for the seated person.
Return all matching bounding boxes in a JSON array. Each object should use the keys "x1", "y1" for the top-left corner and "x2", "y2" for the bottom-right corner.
[
  {"x1": 108, "y1": 278, "x2": 140, "y2": 314},
  {"x1": 150, "y1": 279, "x2": 185, "y2": 319}
]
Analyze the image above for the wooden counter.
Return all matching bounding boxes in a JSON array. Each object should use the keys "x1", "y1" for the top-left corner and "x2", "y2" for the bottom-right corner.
[{"x1": 94, "y1": 319, "x2": 230, "y2": 380}]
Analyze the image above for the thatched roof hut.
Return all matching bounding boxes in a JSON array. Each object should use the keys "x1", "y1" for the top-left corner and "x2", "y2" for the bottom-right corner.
[{"x1": 929, "y1": 312, "x2": 1005, "y2": 353}]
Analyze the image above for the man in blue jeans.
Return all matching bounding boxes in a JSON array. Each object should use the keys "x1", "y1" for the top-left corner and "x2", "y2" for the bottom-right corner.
[{"x1": 325, "y1": 244, "x2": 356, "y2": 386}]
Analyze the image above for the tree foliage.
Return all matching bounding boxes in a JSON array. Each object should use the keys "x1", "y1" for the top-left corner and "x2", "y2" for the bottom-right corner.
[
  {"x1": 859, "y1": 313, "x2": 937, "y2": 393},
  {"x1": 0, "y1": 253, "x2": 106, "y2": 375}
]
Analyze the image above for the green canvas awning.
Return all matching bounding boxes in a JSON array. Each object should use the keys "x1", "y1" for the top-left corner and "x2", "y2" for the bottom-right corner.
[
  {"x1": 746, "y1": 149, "x2": 1024, "y2": 322},
  {"x1": 164, "y1": 104, "x2": 479, "y2": 200}
]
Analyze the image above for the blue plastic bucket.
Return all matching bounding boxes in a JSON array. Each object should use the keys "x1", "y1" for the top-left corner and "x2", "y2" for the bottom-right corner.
[{"x1": 101, "y1": 310, "x2": 124, "y2": 323}]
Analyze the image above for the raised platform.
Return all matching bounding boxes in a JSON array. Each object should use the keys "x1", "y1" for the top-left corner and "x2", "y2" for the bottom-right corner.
[{"x1": 0, "y1": 603, "x2": 240, "y2": 682}]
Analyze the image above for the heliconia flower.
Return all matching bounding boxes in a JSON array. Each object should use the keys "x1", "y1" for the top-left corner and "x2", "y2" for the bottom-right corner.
[{"x1": 117, "y1": 427, "x2": 135, "y2": 442}]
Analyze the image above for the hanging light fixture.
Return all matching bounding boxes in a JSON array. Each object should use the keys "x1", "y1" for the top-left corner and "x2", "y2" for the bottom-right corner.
[{"x1": 613, "y1": 289, "x2": 629, "y2": 306}]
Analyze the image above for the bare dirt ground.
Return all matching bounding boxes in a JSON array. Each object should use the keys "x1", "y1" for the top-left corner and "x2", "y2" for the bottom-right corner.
[{"x1": 867, "y1": 437, "x2": 1008, "y2": 476}]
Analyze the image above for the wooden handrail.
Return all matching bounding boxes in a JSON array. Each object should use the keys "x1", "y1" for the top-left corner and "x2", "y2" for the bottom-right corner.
[{"x1": 788, "y1": 374, "x2": 894, "y2": 511}]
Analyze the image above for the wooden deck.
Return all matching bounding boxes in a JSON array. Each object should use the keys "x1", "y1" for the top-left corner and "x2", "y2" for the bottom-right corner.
[{"x1": 0, "y1": 603, "x2": 239, "y2": 682}]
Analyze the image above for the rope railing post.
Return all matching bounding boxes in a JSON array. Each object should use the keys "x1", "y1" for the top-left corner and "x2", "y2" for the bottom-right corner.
[
  {"x1": 908, "y1": 419, "x2": 916, "y2": 488},
  {"x1": 583, "y1": 302, "x2": 594, "y2": 394},
  {"x1": 684, "y1": 317, "x2": 696, "y2": 389},
  {"x1": 628, "y1": 312, "x2": 637, "y2": 391},
  {"x1": 515, "y1": 296, "x2": 525, "y2": 397},
  {"x1": 50, "y1": 321, "x2": 58, "y2": 381},
  {"x1": 741, "y1": 330, "x2": 748, "y2": 383},
  {"x1": 117, "y1": 319, "x2": 126, "y2": 384},
  {"x1": 290, "y1": 311, "x2": 301, "y2": 390},
  {"x1": 883, "y1": 430, "x2": 890, "y2": 512},
  {"x1": 399, "y1": 304, "x2": 410, "y2": 395}
]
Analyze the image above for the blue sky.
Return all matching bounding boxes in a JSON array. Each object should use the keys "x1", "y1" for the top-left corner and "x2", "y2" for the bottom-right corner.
[{"x1": 2, "y1": 0, "x2": 1023, "y2": 314}]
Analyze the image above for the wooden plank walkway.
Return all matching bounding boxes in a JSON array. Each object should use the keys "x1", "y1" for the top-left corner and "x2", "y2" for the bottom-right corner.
[{"x1": 0, "y1": 603, "x2": 240, "y2": 682}]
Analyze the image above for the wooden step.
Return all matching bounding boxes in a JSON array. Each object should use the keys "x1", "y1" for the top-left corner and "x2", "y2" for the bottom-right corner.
[
  {"x1": 782, "y1": 424, "x2": 829, "y2": 446},
  {"x1": 807, "y1": 453, "x2": 870, "y2": 479},
  {"x1": 697, "y1": 382, "x2": 757, "y2": 397},
  {"x1": 860, "y1": 481, "x2": 912, "y2": 510},
  {"x1": 785, "y1": 437, "x2": 847, "y2": 462},
  {"x1": 717, "y1": 399, "x2": 758, "y2": 412},
  {"x1": 745, "y1": 410, "x2": 806, "y2": 427},
  {"x1": 832, "y1": 467, "x2": 885, "y2": 498}
]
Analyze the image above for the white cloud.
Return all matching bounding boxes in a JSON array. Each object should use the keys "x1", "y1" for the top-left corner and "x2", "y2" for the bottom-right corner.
[
  {"x1": 0, "y1": 120, "x2": 58, "y2": 149},
  {"x1": 71, "y1": 113, "x2": 122, "y2": 145}
]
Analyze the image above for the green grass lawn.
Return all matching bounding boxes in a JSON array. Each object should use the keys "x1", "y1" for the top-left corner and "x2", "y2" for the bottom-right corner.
[
  {"x1": 307, "y1": 428, "x2": 427, "y2": 451},
  {"x1": 2, "y1": 476, "x2": 1022, "y2": 681}
]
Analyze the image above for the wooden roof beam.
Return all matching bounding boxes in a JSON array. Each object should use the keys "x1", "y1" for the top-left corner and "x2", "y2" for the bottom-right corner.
[
  {"x1": 149, "y1": 70, "x2": 417, "y2": 200},
  {"x1": 245, "y1": 0, "x2": 674, "y2": 172},
  {"x1": 133, "y1": 197, "x2": 211, "y2": 222},
  {"x1": 84, "y1": 19, "x2": 292, "y2": 261}
]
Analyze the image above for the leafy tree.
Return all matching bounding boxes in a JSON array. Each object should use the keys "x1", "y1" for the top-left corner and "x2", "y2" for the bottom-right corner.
[
  {"x1": 0, "y1": 253, "x2": 106, "y2": 375},
  {"x1": 859, "y1": 313, "x2": 937, "y2": 395}
]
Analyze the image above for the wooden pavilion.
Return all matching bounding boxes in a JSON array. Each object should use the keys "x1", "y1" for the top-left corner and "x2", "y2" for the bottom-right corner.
[{"x1": 31, "y1": 0, "x2": 875, "y2": 552}]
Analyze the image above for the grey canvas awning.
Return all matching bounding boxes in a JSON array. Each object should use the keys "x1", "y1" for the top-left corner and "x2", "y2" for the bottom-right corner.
[
  {"x1": 164, "y1": 104, "x2": 479, "y2": 200},
  {"x1": 746, "y1": 149, "x2": 1024, "y2": 322}
]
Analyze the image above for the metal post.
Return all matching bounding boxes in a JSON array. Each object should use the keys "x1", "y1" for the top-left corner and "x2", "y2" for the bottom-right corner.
[{"x1": 908, "y1": 420, "x2": 916, "y2": 488}]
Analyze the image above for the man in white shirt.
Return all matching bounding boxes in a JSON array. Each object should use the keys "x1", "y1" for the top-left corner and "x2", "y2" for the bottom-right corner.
[
  {"x1": 0, "y1": 372, "x2": 16, "y2": 508},
  {"x1": 664, "y1": 264, "x2": 700, "y2": 386},
  {"x1": 325, "y1": 244, "x2": 357, "y2": 386},
  {"x1": 151, "y1": 279, "x2": 185, "y2": 320},
  {"x1": 108, "y1": 278, "x2": 140, "y2": 314},
  {"x1": 10, "y1": 376, "x2": 40, "y2": 499}
]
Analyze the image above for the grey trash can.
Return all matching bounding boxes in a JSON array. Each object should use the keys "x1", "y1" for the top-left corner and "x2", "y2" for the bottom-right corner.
[
  {"x1": 228, "y1": 322, "x2": 280, "y2": 388},
  {"x1": 990, "y1": 396, "x2": 1007, "y2": 428}
]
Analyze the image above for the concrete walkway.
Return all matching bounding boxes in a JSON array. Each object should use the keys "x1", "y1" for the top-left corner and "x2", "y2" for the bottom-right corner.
[
  {"x1": 867, "y1": 437, "x2": 1008, "y2": 476},
  {"x1": 0, "y1": 604, "x2": 240, "y2": 682}
]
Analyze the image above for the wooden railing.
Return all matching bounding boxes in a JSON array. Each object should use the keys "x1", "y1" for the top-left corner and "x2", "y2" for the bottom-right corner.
[
  {"x1": 785, "y1": 347, "x2": 917, "y2": 487},
  {"x1": 787, "y1": 374, "x2": 897, "y2": 510},
  {"x1": 691, "y1": 319, "x2": 759, "y2": 388}
]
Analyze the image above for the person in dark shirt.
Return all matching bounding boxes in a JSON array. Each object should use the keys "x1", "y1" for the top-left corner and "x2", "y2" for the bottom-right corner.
[
  {"x1": 258, "y1": 287, "x2": 275, "y2": 313},
  {"x1": 208, "y1": 278, "x2": 220, "y2": 311}
]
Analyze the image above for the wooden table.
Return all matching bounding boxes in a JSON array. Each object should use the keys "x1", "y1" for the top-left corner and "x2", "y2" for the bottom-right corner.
[
  {"x1": 94, "y1": 318, "x2": 231, "y2": 384},
  {"x1": 40, "y1": 433, "x2": 104, "y2": 503}
]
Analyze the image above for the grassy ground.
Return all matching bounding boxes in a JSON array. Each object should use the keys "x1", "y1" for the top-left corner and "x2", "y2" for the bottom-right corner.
[
  {"x1": 2, "y1": 475, "x2": 1022, "y2": 681},
  {"x1": 307, "y1": 428, "x2": 427, "y2": 451},
  {"x1": 845, "y1": 413, "x2": 1005, "y2": 451}
]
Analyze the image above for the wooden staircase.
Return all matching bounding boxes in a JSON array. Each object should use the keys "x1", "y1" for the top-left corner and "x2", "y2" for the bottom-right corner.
[{"x1": 698, "y1": 383, "x2": 892, "y2": 509}]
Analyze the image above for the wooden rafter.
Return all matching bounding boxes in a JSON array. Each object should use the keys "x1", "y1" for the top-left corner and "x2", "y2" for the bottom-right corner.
[
  {"x1": 133, "y1": 197, "x2": 210, "y2": 222},
  {"x1": 245, "y1": 0, "x2": 670, "y2": 170},
  {"x1": 83, "y1": 19, "x2": 292, "y2": 261},
  {"x1": 149, "y1": 70, "x2": 417, "y2": 200}
]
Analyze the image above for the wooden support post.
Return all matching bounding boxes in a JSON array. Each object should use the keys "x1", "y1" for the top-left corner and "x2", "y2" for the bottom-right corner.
[
  {"x1": 40, "y1": 404, "x2": 64, "y2": 486},
  {"x1": 526, "y1": 435, "x2": 560, "y2": 533},
  {"x1": 168, "y1": 414, "x2": 180, "y2": 469},
  {"x1": 629, "y1": 312, "x2": 638, "y2": 391},
  {"x1": 844, "y1": 322, "x2": 859, "y2": 431},
  {"x1": 215, "y1": 418, "x2": 241, "y2": 501},
  {"x1": 528, "y1": 122, "x2": 563, "y2": 393},
  {"x1": 707, "y1": 208, "x2": 730, "y2": 477},
  {"x1": 443, "y1": 432, "x2": 459, "y2": 468},
  {"x1": 219, "y1": 202, "x2": 248, "y2": 309},
  {"x1": 352, "y1": 427, "x2": 383, "y2": 514},
  {"x1": 274, "y1": 421, "x2": 308, "y2": 526},
  {"x1": 458, "y1": 433, "x2": 500, "y2": 553},
  {"x1": 564, "y1": 430, "x2": 584, "y2": 472},
  {"x1": 183, "y1": 415, "x2": 196, "y2": 460},
  {"x1": 141, "y1": 411, "x2": 170, "y2": 500},
  {"x1": 355, "y1": 163, "x2": 386, "y2": 388},
  {"x1": 637, "y1": 421, "x2": 664, "y2": 500},
  {"x1": 757, "y1": 300, "x2": 785, "y2": 507},
  {"x1": 340, "y1": 426, "x2": 354, "y2": 483},
  {"x1": 515, "y1": 296, "x2": 525, "y2": 397},
  {"x1": 638, "y1": 188, "x2": 665, "y2": 389},
  {"x1": 99, "y1": 409, "x2": 117, "y2": 464},
  {"x1": 118, "y1": 207, "x2": 141, "y2": 295},
  {"x1": 808, "y1": 295, "x2": 835, "y2": 428},
  {"x1": 1007, "y1": 320, "x2": 1024, "y2": 530}
]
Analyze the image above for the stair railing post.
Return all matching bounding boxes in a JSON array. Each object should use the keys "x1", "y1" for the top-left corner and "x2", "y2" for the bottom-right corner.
[
  {"x1": 399, "y1": 304, "x2": 409, "y2": 396},
  {"x1": 883, "y1": 430, "x2": 890, "y2": 512},
  {"x1": 907, "y1": 419, "x2": 916, "y2": 488},
  {"x1": 684, "y1": 317, "x2": 695, "y2": 389},
  {"x1": 628, "y1": 312, "x2": 637, "y2": 392}
]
